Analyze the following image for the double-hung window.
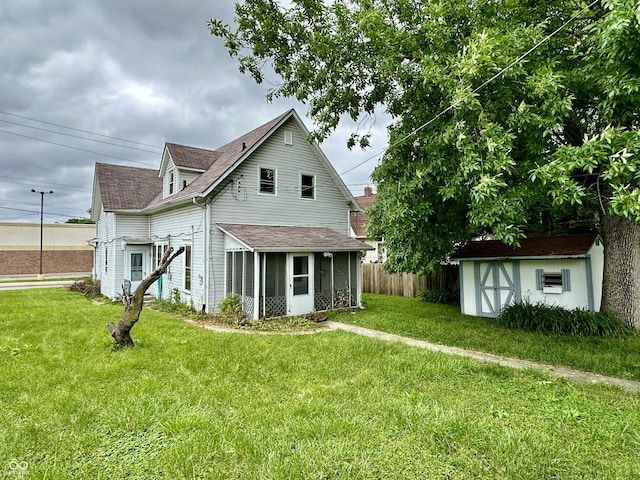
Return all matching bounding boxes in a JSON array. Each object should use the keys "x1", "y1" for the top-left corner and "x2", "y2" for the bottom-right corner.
[
  {"x1": 301, "y1": 174, "x2": 315, "y2": 199},
  {"x1": 259, "y1": 167, "x2": 276, "y2": 194},
  {"x1": 184, "y1": 245, "x2": 192, "y2": 291}
]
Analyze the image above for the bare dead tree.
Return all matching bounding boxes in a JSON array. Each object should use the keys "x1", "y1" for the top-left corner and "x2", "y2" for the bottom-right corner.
[{"x1": 107, "y1": 246, "x2": 185, "y2": 347}]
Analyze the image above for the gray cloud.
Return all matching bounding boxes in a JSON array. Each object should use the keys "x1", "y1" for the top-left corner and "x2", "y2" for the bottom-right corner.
[{"x1": 0, "y1": 0, "x2": 385, "y2": 223}]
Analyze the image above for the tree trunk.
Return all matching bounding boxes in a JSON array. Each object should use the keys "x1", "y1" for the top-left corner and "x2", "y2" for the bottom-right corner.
[
  {"x1": 107, "y1": 246, "x2": 185, "y2": 347},
  {"x1": 600, "y1": 209, "x2": 640, "y2": 330}
]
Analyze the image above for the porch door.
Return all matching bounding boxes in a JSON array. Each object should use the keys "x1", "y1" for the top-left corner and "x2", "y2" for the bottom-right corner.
[
  {"x1": 476, "y1": 261, "x2": 519, "y2": 317},
  {"x1": 288, "y1": 253, "x2": 314, "y2": 315},
  {"x1": 128, "y1": 248, "x2": 147, "y2": 292}
]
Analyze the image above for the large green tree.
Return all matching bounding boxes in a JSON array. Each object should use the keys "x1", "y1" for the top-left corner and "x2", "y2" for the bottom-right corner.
[{"x1": 210, "y1": 0, "x2": 640, "y2": 328}]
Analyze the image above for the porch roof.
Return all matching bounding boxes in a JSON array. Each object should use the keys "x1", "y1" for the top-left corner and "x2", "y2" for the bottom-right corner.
[{"x1": 217, "y1": 223, "x2": 374, "y2": 253}]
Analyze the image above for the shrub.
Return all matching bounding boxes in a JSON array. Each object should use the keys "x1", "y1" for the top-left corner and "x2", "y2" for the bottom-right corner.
[
  {"x1": 154, "y1": 288, "x2": 197, "y2": 316},
  {"x1": 417, "y1": 288, "x2": 459, "y2": 305},
  {"x1": 69, "y1": 277, "x2": 101, "y2": 299},
  {"x1": 497, "y1": 301, "x2": 633, "y2": 337},
  {"x1": 218, "y1": 293, "x2": 250, "y2": 326}
]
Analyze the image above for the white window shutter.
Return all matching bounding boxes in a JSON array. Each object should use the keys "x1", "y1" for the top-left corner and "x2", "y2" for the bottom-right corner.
[{"x1": 561, "y1": 269, "x2": 571, "y2": 292}]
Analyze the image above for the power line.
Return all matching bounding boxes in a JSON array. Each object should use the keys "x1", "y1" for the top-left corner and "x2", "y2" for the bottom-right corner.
[
  {"x1": 0, "y1": 118, "x2": 161, "y2": 155},
  {"x1": 0, "y1": 205, "x2": 86, "y2": 219},
  {"x1": 338, "y1": 0, "x2": 599, "y2": 176},
  {"x1": 0, "y1": 129, "x2": 157, "y2": 168},
  {"x1": 0, "y1": 176, "x2": 93, "y2": 192},
  {"x1": 0, "y1": 110, "x2": 162, "y2": 150}
]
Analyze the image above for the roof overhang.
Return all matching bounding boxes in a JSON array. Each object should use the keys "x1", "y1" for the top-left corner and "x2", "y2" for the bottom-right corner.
[
  {"x1": 457, "y1": 254, "x2": 589, "y2": 262},
  {"x1": 217, "y1": 223, "x2": 375, "y2": 253}
]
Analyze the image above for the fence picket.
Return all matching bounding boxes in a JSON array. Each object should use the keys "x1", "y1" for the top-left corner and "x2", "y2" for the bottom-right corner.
[{"x1": 361, "y1": 263, "x2": 459, "y2": 297}]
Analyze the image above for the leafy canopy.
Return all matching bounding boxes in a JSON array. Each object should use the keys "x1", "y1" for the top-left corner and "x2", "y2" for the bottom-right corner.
[{"x1": 211, "y1": 0, "x2": 640, "y2": 273}]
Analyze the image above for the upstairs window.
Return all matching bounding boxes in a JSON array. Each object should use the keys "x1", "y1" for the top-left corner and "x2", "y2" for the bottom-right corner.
[
  {"x1": 259, "y1": 167, "x2": 276, "y2": 194},
  {"x1": 169, "y1": 171, "x2": 175, "y2": 195},
  {"x1": 301, "y1": 174, "x2": 315, "y2": 199}
]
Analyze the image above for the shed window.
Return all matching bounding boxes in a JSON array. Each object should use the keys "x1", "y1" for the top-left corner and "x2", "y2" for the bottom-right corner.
[{"x1": 536, "y1": 269, "x2": 571, "y2": 292}]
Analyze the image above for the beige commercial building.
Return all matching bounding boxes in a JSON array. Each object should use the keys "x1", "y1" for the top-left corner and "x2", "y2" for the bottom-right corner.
[{"x1": 0, "y1": 223, "x2": 95, "y2": 277}]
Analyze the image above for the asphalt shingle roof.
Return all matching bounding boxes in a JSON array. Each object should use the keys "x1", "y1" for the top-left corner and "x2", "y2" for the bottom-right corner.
[
  {"x1": 95, "y1": 163, "x2": 161, "y2": 211},
  {"x1": 217, "y1": 223, "x2": 374, "y2": 252},
  {"x1": 95, "y1": 110, "x2": 293, "y2": 211},
  {"x1": 453, "y1": 233, "x2": 599, "y2": 259},
  {"x1": 165, "y1": 143, "x2": 220, "y2": 171}
]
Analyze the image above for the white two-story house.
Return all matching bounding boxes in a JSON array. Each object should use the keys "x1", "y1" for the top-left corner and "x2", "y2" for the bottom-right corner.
[{"x1": 91, "y1": 109, "x2": 372, "y2": 318}]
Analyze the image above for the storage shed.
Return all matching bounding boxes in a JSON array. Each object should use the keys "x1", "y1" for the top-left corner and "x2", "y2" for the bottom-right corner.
[{"x1": 453, "y1": 233, "x2": 604, "y2": 318}]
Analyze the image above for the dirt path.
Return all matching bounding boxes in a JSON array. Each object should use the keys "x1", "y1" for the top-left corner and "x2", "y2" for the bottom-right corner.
[{"x1": 326, "y1": 321, "x2": 640, "y2": 393}]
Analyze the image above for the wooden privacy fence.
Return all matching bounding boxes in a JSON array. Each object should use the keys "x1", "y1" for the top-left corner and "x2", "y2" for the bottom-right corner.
[{"x1": 362, "y1": 263, "x2": 459, "y2": 298}]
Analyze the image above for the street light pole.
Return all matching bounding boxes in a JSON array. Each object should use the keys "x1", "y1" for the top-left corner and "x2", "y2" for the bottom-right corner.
[{"x1": 31, "y1": 189, "x2": 54, "y2": 280}]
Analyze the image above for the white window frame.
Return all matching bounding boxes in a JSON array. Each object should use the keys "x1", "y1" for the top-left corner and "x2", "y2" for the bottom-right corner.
[
  {"x1": 184, "y1": 244, "x2": 192, "y2": 291},
  {"x1": 258, "y1": 166, "x2": 277, "y2": 195},
  {"x1": 536, "y1": 268, "x2": 571, "y2": 294},
  {"x1": 168, "y1": 170, "x2": 175, "y2": 195},
  {"x1": 153, "y1": 242, "x2": 169, "y2": 267},
  {"x1": 300, "y1": 173, "x2": 316, "y2": 200}
]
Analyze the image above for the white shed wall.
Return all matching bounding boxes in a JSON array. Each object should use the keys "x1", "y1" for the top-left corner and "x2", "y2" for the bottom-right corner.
[
  {"x1": 520, "y1": 259, "x2": 590, "y2": 310},
  {"x1": 459, "y1": 239, "x2": 604, "y2": 317}
]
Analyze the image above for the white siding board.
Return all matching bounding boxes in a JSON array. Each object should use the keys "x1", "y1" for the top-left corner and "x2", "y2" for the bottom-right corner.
[
  {"x1": 211, "y1": 118, "x2": 351, "y2": 232},
  {"x1": 150, "y1": 205, "x2": 206, "y2": 308}
]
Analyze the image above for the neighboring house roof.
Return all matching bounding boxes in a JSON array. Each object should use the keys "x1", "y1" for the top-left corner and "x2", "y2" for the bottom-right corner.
[
  {"x1": 453, "y1": 233, "x2": 599, "y2": 260},
  {"x1": 350, "y1": 187, "x2": 376, "y2": 237},
  {"x1": 94, "y1": 163, "x2": 162, "y2": 211},
  {"x1": 93, "y1": 109, "x2": 358, "y2": 214},
  {"x1": 217, "y1": 223, "x2": 375, "y2": 252}
]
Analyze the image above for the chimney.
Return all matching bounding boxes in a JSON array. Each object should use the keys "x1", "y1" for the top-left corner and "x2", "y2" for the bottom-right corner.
[{"x1": 364, "y1": 186, "x2": 373, "y2": 196}]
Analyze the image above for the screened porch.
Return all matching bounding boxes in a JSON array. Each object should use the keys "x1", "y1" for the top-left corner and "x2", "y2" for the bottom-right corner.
[{"x1": 225, "y1": 251, "x2": 361, "y2": 318}]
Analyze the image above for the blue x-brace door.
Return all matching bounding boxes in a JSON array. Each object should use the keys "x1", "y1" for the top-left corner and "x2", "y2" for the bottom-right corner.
[{"x1": 475, "y1": 261, "x2": 521, "y2": 317}]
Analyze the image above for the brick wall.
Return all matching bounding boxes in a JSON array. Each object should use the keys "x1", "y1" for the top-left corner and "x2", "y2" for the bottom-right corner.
[{"x1": 0, "y1": 250, "x2": 93, "y2": 276}]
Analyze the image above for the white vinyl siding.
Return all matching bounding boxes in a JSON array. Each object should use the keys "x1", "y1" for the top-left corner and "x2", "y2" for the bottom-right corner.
[
  {"x1": 150, "y1": 206, "x2": 205, "y2": 307},
  {"x1": 207, "y1": 118, "x2": 353, "y2": 310}
]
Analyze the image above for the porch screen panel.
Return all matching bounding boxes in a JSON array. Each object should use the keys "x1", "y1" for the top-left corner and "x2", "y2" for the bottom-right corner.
[
  {"x1": 226, "y1": 252, "x2": 233, "y2": 295},
  {"x1": 233, "y1": 252, "x2": 244, "y2": 295},
  {"x1": 349, "y1": 252, "x2": 358, "y2": 307},
  {"x1": 244, "y1": 253, "x2": 255, "y2": 317},
  {"x1": 333, "y1": 253, "x2": 353, "y2": 308},
  {"x1": 261, "y1": 253, "x2": 286, "y2": 317},
  {"x1": 314, "y1": 254, "x2": 332, "y2": 310}
]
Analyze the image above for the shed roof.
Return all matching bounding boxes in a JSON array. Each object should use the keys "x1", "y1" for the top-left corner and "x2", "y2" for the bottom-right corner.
[
  {"x1": 217, "y1": 223, "x2": 374, "y2": 252},
  {"x1": 453, "y1": 233, "x2": 599, "y2": 260}
]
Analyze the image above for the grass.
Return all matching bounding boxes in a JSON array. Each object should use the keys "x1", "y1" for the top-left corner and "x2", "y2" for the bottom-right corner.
[
  {"x1": 333, "y1": 294, "x2": 640, "y2": 381},
  {"x1": 1, "y1": 288, "x2": 640, "y2": 479}
]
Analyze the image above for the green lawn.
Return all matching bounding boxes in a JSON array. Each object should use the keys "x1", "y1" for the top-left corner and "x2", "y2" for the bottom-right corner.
[
  {"x1": 334, "y1": 294, "x2": 640, "y2": 381},
  {"x1": 1, "y1": 289, "x2": 639, "y2": 479}
]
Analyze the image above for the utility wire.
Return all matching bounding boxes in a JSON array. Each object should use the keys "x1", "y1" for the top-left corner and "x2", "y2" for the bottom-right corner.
[
  {"x1": 0, "y1": 119, "x2": 161, "y2": 155},
  {"x1": 338, "y1": 0, "x2": 600, "y2": 176},
  {"x1": 0, "y1": 129, "x2": 157, "y2": 168},
  {"x1": 0, "y1": 110, "x2": 162, "y2": 150},
  {"x1": 0, "y1": 176, "x2": 92, "y2": 192}
]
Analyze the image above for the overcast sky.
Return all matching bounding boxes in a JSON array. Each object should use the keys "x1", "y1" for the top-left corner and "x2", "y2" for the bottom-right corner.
[{"x1": 0, "y1": 0, "x2": 388, "y2": 224}]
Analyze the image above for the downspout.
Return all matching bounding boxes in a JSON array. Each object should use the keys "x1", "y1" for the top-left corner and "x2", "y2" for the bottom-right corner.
[{"x1": 193, "y1": 197, "x2": 209, "y2": 312}]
